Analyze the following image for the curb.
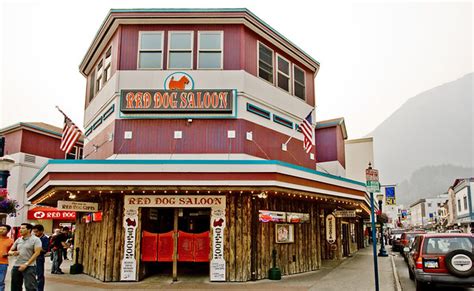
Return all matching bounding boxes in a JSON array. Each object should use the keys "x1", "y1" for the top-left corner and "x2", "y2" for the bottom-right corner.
[{"x1": 390, "y1": 254, "x2": 403, "y2": 291}]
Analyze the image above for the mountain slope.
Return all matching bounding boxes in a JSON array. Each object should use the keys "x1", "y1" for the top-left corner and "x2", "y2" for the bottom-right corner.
[{"x1": 370, "y1": 73, "x2": 473, "y2": 204}]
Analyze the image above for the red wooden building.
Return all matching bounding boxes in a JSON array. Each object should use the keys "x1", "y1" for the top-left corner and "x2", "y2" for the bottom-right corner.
[{"x1": 26, "y1": 9, "x2": 371, "y2": 283}]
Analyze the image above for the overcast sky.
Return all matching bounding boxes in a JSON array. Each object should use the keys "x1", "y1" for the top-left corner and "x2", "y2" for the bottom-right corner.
[{"x1": 0, "y1": 0, "x2": 472, "y2": 138}]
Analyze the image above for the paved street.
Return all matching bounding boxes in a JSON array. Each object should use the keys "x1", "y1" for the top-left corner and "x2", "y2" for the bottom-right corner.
[
  {"x1": 5, "y1": 247, "x2": 396, "y2": 291},
  {"x1": 390, "y1": 246, "x2": 473, "y2": 291}
]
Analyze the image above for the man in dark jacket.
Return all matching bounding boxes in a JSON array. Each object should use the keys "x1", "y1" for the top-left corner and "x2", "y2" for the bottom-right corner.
[{"x1": 32, "y1": 224, "x2": 49, "y2": 291}]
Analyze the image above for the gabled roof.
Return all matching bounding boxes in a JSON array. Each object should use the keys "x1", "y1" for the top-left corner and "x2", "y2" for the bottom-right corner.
[
  {"x1": 79, "y1": 8, "x2": 320, "y2": 76},
  {"x1": 315, "y1": 117, "x2": 348, "y2": 139}
]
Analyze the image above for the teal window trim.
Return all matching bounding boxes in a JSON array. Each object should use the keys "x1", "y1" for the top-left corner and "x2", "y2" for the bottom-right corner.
[
  {"x1": 84, "y1": 128, "x2": 93, "y2": 137},
  {"x1": 273, "y1": 114, "x2": 293, "y2": 129},
  {"x1": 102, "y1": 105, "x2": 115, "y2": 120},
  {"x1": 246, "y1": 103, "x2": 271, "y2": 120},
  {"x1": 92, "y1": 118, "x2": 103, "y2": 130}
]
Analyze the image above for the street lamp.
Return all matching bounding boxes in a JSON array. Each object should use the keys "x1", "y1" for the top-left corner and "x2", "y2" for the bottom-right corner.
[{"x1": 376, "y1": 193, "x2": 388, "y2": 257}]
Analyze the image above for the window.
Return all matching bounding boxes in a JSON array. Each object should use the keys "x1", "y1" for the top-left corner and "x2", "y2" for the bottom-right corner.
[
  {"x1": 258, "y1": 43, "x2": 273, "y2": 83},
  {"x1": 168, "y1": 32, "x2": 193, "y2": 69},
  {"x1": 427, "y1": 203, "x2": 432, "y2": 207},
  {"x1": 458, "y1": 200, "x2": 462, "y2": 212},
  {"x1": 104, "y1": 48, "x2": 112, "y2": 82},
  {"x1": 463, "y1": 196, "x2": 468, "y2": 210},
  {"x1": 95, "y1": 60, "x2": 103, "y2": 94},
  {"x1": 293, "y1": 65, "x2": 306, "y2": 100},
  {"x1": 138, "y1": 32, "x2": 163, "y2": 69},
  {"x1": 276, "y1": 55, "x2": 290, "y2": 92},
  {"x1": 66, "y1": 146, "x2": 83, "y2": 160},
  {"x1": 198, "y1": 31, "x2": 223, "y2": 69},
  {"x1": 93, "y1": 46, "x2": 113, "y2": 96}
]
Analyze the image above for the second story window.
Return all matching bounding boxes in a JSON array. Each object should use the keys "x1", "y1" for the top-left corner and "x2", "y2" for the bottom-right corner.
[
  {"x1": 463, "y1": 196, "x2": 468, "y2": 210},
  {"x1": 168, "y1": 31, "x2": 193, "y2": 69},
  {"x1": 198, "y1": 31, "x2": 223, "y2": 69},
  {"x1": 258, "y1": 43, "x2": 273, "y2": 83},
  {"x1": 65, "y1": 146, "x2": 83, "y2": 160},
  {"x1": 139, "y1": 32, "x2": 163, "y2": 69},
  {"x1": 95, "y1": 60, "x2": 103, "y2": 94},
  {"x1": 276, "y1": 55, "x2": 290, "y2": 92},
  {"x1": 293, "y1": 65, "x2": 306, "y2": 100},
  {"x1": 104, "y1": 48, "x2": 112, "y2": 82}
]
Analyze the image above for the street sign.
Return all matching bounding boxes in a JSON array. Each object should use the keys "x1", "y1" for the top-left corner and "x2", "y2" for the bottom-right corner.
[
  {"x1": 366, "y1": 181, "x2": 380, "y2": 193},
  {"x1": 366, "y1": 168, "x2": 379, "y2": 182}
]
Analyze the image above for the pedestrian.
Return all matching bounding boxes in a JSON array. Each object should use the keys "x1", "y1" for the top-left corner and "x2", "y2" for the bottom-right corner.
[
  {"x1": 48, "y1": 229, "x2": 60, "y2": 262},
  {"x1": 8, "y1": 223, "x2": 42, "y2": 291},
  {"x1": 0, "y1": 224, "x2": 13, "y2": 291},
  {"x1": 32, "y1": 225, "x2": 49, "y2": 291},
  {"x1": 51, "y1": 227, "x2": 69, "y2": 274}
]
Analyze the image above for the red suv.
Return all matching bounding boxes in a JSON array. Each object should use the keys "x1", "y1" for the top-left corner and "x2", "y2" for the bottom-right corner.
[{"x1": 406, "y1": 233, "x2": 474, "y2": 290}]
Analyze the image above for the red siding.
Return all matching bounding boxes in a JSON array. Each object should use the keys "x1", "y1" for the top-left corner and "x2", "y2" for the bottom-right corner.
[
  {"x1": 336, "y1": 125, "x2": 346, "y2": 168},
  {"x1": 20, "y1": 130, "x2": 67, "y2": 159},
  {"x1": 113, "y1": 119, "x2": 315, "y2": 168},
  {"x1": 83, "y1": 122, "x2": 115, "y2": 160},
  {"x1": 3, "y1": 130, "x2": 22, "y2": 155},
  {"x1": 315, "y1": 127, "x2": 337, "y2": 163},
  {"x1": 315, "y1": 126, "x2": 346, "y2": 168},
  {"x1": 119, "y1": 24, "x2": 242, "y2": 71}
]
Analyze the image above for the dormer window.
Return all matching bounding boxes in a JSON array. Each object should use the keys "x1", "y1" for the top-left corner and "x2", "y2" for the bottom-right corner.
[
  {"x1": 276, "y1": 55, "x2": 290, "y2": 92},
  {"x1": 168, "y1": 31, "x2": 193, "y2": 69},
  {"x1": 138, "y1": 32, "x2": 163, "y2": 69},
  {"x1": 258, "y1": 43, "x2": 273, "y2": 83}
]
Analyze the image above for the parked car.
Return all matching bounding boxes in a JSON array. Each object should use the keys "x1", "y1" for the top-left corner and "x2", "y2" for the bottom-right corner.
[
  {"x1": 392, "y1": 234, "x2": 403, "y2": 252},
  {"x1": 389, "y1": 229, "x2": 405, "y2": 245},
  {"x1": 403, "y1": 235, "x2": 420, "y2": 263},
  {"x1": 406, "y1": 233, "x2": 474, "y2": 290},
  {"x1": 399, "y1": 231, "x2": 426, "y2": 253}
]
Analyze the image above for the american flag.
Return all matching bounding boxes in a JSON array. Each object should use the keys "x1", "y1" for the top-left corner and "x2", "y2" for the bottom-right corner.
[
  {"x1": 60, "y1": 115, "x2": 82, "y2": 155},
  {"x1": 300, "y1": 111, "x2": 314, "y2": 154}
]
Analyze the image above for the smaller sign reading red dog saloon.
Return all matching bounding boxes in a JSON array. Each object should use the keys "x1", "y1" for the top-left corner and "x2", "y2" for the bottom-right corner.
[{"x1": 120, "y1": 89, "x2": 235, "y2": 113}]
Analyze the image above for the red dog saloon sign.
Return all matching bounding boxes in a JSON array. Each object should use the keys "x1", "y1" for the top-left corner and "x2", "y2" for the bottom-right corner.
[
  {"x1": 120, "y1": 89, "x2": 234, "y2": 113},
  {"x1": 120, "y1": 72, "x2": 234, "y2": 113}
]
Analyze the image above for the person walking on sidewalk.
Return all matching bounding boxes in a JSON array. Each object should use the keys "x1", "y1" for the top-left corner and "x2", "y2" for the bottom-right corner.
[
  {"x1": 32, "y1": 225, "x2": 49, "y2": 291},
  {"x1": 0, "y1": 224, "x2": 13, "y2": 291},
  {"x1": 8, "y1": 223, "x2": 42, "y2": 291},
  {"x1": 51, "y1": 227, "x2": 69, "y2": 274}
]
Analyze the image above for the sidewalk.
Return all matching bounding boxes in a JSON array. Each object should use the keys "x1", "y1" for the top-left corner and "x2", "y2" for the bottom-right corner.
[{"x1": 5, "y1": 247, "x2": 396, "y2": 290}]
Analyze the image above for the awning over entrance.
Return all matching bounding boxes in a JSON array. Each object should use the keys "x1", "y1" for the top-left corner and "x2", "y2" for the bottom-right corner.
[{"x1": 25, "y1": 159, "x2": 371, "y2": 215}]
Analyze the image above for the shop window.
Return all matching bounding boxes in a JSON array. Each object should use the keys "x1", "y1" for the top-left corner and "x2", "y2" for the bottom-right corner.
[
  {"x1": 198, "y1": 31, "x2": 223, "y2": 69},
  {"x1": 138, "y1": 32, "x2": 163, "y2": 69},
  {"x1": 276, "y1": 54, "x2": 290, "y2": 92},
  {"x1": 258, "y1": 42, "x2": 273, "y2": 83},
  {"x1": 65, "y1": 146, "x2": 83, "y2": 160},
  {"x1": 293, "y1": 65, "x2": 306, "y2": 100},
  {"x1": 168, "y1": 31, "x2": 193, "y2": 69}
]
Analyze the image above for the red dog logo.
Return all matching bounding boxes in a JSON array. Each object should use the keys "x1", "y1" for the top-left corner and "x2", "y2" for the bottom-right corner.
[
  {"x1": 213, "y1": 218, "x2": 224, "y2": 227},
  {"x1": 168, "y1": 76, "x2": 189, "y2": 90},
  {"x1": 126, "y1": 218, "x2": 136, "y2": 227}
]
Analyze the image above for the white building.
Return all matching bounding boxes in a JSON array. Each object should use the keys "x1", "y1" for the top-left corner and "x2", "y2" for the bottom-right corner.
[
  {"x1": 409, "y1": 194, "x2": 448, "y2": 229},
  {"x1": 451, "y1": 178, "x2": 474, "y2": 233}
]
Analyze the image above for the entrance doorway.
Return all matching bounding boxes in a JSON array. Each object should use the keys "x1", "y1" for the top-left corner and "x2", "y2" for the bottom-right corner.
[
  {"x1": 140, "y1": 208, "x2": 211, "y2": 280},
  {"x1": 342, "y1": 223, "x2": 350, "y2": 257}
]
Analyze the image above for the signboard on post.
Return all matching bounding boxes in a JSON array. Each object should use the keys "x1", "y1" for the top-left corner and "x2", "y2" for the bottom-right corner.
[
  {"x1": 365, "y1": 168, "x2": 379, "y2": 182},
  {"x1": 334, "y1": 210, "x2": 357, "y2": 218},
  {"x1": 326, "y1": 214, "x2": 337, "y2": 244},
  {"x1": 366, "y1": 181, "x2": 380, "y2": 193}
]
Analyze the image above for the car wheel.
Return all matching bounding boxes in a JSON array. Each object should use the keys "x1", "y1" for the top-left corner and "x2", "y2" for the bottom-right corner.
[
  {"x1": 445, "y1": 249, "x2": 474, "y2": 278},
  {"x1": 408, "y1": 268, "x2": 414, "y2": 280}
]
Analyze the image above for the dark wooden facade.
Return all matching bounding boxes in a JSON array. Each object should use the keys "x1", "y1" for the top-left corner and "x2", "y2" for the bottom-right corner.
[{"x1": 74, "y1": 192, "x2": 347, "y2": 282}]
